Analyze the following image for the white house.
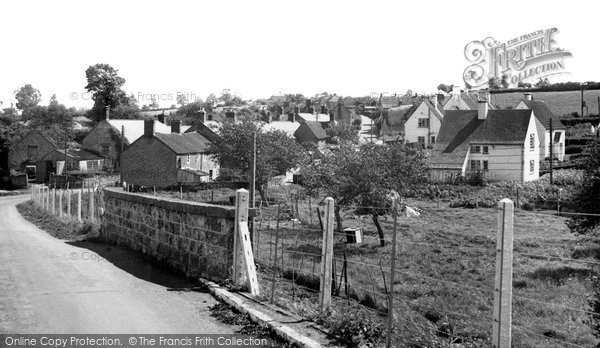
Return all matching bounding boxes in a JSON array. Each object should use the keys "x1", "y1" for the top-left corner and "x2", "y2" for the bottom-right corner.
[
  {"x1": 514, "y1": 93, "x2": 566, "y2": 162},
  {"x1": 402, "y1": 98, "x2": 444, "y2": 148},
  {"x1": 430, "y1": 100, "x2": 540, "y2": 182}
]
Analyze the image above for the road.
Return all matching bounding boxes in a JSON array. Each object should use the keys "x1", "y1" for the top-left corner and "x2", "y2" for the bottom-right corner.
[{"x1": 0, "y1": 194, "x2": 236, "y2": 334}]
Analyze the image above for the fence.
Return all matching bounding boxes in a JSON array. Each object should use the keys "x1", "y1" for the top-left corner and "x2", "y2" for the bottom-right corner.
[
  {"x1": 30, "y1": 183, "x2": 102, "y2": 223},
  {"x1": 247, "y1": 194, "x2": 600, "y2": 347}
]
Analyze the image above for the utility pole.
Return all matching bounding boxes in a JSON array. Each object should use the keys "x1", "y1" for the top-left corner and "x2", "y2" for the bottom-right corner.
[
  {"x1": 549, "y1": 118, "x2": 553, "y2": 185},
  {"x1": 581, "y1": 83, "x2": 585, "y2": 118},
  {"x1": 249, "y1": 132, "x2": 257, "y2": 245}
]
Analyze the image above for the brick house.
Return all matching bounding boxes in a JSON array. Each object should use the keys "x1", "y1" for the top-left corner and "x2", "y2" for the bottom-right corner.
[
  {"x1": 82, "y1": 111, "x2": 189, "y2": 171},
  {"x1": 8, "y1": 130, "x2": 57, "y2": 183},
  {"x1": 293, "y1": 121, "x2": 329, "y2": 144},
  {"x1": 121, "y1": 120, "x2": 218, "y2": 188},
  {"x1": 429, "y1": 100, "x2": 540, "y2": 182}
]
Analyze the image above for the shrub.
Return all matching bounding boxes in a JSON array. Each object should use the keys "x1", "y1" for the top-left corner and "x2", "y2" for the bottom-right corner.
[
  {"x1": 326, "y1": 310, "x2": 384, "y2": 347},
  {"x1": 522, "y1": 202, "x2": 535, "y2": 211}
]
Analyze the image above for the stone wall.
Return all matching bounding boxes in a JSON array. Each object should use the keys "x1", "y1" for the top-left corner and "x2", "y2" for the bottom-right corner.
[{"x1": 100, "y1": 187, "x2": 235, "y2": 281}]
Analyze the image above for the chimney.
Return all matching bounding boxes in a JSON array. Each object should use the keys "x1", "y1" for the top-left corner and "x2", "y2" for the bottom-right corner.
[
  {"x1": 524, "y1": 93, "x2": 533, "y2": 101},
  {"x1": 478, "y1": 99, "x2": 488, "y2": 120},
  {"x1": 198, "y1": 109, "x2": 206, "y2": 123},
  {"x1": 337, "y1": 101, "x2": 342, "y2": 121},
  {"x1": 158, "y1": 113, "x2": 166, "y2": 124},
  {"x1": 104, "y1": 106, "x2": 110, "y2": 120},
  {"x1": 144, "y1": 119, "x2": 155, "y2": 137},
  {"x1": 320, "y1": 105, "x2": 326, "y2": 115},
  {"x1": 329, "y1": 110, "x2": 334, "y2": 125},
  {"x1": 431, "y1": 94, "x2": 438, "y2": 108},
  {"x1": 171, "y1": 120, "x2": 181, "y2": 134}
]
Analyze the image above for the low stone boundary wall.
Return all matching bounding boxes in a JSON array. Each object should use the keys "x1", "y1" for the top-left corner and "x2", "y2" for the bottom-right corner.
[{"x1": 100, "y1": 187, "x2": 235, "y2": 281}]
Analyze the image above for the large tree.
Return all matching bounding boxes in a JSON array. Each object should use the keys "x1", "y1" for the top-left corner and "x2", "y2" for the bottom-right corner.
[
  {"x1": 207, "y1": 118, "x2": 305, "y2": 200},
  {"x1": 302, "y1": 141, "x2": 428, "y2": 246},
  {"x1": 14, "y1": 84, "x2": 42, "y2": 111},
  {"x1": 84, "y1": 64, "x2": 127, "y2": 120},
  {"x1": 568, "y1": 138, "x2": 600, "y2": 233}
]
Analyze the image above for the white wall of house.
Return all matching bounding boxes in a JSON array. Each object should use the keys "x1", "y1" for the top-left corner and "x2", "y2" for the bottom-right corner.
[
  {"x1": 176, "y1": 153, "x2": 219, "y2": 182},
  {"x1": 404, "y1": 102, "x2": 442, "y2": 147},
  {"x1": 515, "y1": 101, "x2": 565, "y2": 162},
  {"x1": 463, "y1": 115, "x2": 539, "y2": 182}
]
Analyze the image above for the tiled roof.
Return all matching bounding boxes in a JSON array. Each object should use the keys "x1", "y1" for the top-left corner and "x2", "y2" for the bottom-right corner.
[
  {"x1": 521, "y1": 99, "x2": 566, "y2": 130},
  {"x1": 262, "y1": 121, "x2": 302, "y2": 137},
  {"x1": 430, "y1": 109, "x2": 533, "y2": 169},
  {"x1": 154, "y1": 132, "x2": 212, "y2": 154},
  {"x1": 53, "y1": 148, "x2": 102, "y2": 161},
  {"x1": 107, "y1": 120, "x2": 190, "y2": 144},
  {"x1": 294, "y1": 121, "x2": 328, "y2": 142},
  {"x1": 295, "y1": 113, "x2": 331, "y2": 123}
]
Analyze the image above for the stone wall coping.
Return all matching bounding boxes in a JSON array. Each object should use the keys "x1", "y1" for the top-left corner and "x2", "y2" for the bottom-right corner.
[{"x1": 104, "y1": 187, "x2": 236, "y2": 219}]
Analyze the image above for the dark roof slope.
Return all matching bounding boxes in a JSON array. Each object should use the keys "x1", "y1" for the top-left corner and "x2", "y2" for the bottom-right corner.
[
  {"x1": 521, "y1": 99, "x2": 566, "y2": 130},
  {"x1": 430, "y1": 109, "x2": 533, "y2": 169},
  {"x1": 154, "y1": 132, "x2": 212, "y2": 154},
  {"x1": 294, "y1": 121, "x2": 328, "y2": 142}
]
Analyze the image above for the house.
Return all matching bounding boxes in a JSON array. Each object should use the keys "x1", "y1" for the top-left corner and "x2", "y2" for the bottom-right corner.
[
  {"x1": 402, "y1": 98, "x2": 444, "y2": 148},
  {"x1": 429, "y1": 100, "x2": 540, "y2": 182},
  {"x1": 376, "y1": 105, "x2": 415, "y2": 143},
  {"x1": 8, "y1": 130, "x2": 57, "y2": 183},
  {"x1": 121, "y1": 120, "x2": 218, "y2": 188},
  {"x1": 293, "y1": 121, "x2": 328, "y2": 144},
  {"x1": 514, "y1": 93, "x2": 566, "y2": 162},
  {"x1": 82, "y1": 110, "x2": 189, "y2": 170},
  {"x1": 43, "y1": 148, "x2": 104, "y2": 175},
  {"x1": 443, "y1": 89, "x2": 495, "y2": 111}
]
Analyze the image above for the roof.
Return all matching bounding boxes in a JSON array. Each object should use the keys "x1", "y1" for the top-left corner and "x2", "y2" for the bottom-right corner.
[
  {"x1": 262, "y1": 121, "x2": 301, "y2": 137},
  {"x1": 183, "y1": 121, "x2": 221, "y2": 143},
  {"x1": 294, "y1": 121, "x2": 328, "y2": 142},
  {"x1": 107, "y1": 120, "x2": 191, "y2": 144},
  {"x1": 430, "y1": 109, "x2": 533, "y2": 169},
  {"x1": 51, "y1": 148, "x2": 102, "y2": 161},
  {"x1": 295, "y1": 113, "x2": 331, "y2": 123},
  {"x1": 422, "y1": 100, "x2": 445, "y2": 120},
  {"x1": 154, "y1": 132, "x2": 212, "y2": 154},
  {"x1": 520, "y1": 99, "x2": 566, "y2": 130}
]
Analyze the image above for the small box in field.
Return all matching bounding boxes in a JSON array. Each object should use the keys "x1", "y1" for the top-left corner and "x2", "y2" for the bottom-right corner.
[{"x1": 344, "y1": 228, "x2": 362, "y2": 244}]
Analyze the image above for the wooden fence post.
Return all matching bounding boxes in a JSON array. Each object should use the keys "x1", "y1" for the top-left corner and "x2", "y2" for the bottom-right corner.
[
  {"x1": 45, "y1": 187, "x2": 49, "y2": 211},
  {"x1": 493, "y1": 198, "x2": 514, "y2": 348},
  {"x1": 77, "y1": 188, "x2": 82, "y2": 223},
  {"x1": 233, "y1": 189, "x2": 249, "y2": 283},
  {"x1": 66, "y1": 189, "x2": 72, "y2": 219},
  {"x1": 31, "y1": 184, "x2": 35, "y2": 202},
  {"x1": 387, "y1": 198, "x2": 399, "y2": 348},
  {"x1": 51, "y1": 188, "x2": 56, "y2": 215},
  {"x1": 319, "y1": 197, "x2": 334, "y2": 311},
  {"x1": 89, "y1": 186, "x2": 94, "y2": 221},
  {"x1": 59, "y1": 189, "x2": 64, "y2": 218}
]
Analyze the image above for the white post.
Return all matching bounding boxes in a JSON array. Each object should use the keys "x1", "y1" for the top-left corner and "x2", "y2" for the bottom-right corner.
[
  {"x1": 77, "y1": 188, "x2": 82, "y2": 223},
  {"x1": 89, "y1": 187, "x2": 94, "y2": 221},
  {"x1": 493, "y1": 198, "x2": 514, "y2": 348},
  {"x1": 58, "y1": 189, "x2": 63, "y2": 217},
  {"x1": 51, "y1": 188, "x2": 56, "y2": 215},
  {"x1": 233, "y1": 189, "x2": 249, "y2": 286},
  {"x1": 319, "y1": 197, "x2": 334, "y2": 311},
  {"x1": 66, "y1": 189, "x2": 72, "y2": 218},
  {"x1": 45, "y1": 187, "x2": 49, "y2": 211}
]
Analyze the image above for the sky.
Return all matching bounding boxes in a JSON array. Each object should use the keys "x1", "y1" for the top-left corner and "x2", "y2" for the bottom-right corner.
[{"x1": 1, "y1": 0, "x2": 599, "y2": 109}]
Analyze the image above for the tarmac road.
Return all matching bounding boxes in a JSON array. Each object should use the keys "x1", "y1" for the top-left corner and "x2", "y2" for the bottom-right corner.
[{"x1": 0, "y1": 194, "x2": 235, "y2": 334}]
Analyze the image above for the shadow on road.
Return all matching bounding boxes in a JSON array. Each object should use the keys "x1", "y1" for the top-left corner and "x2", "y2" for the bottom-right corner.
[{"x1": 67, "y1": 240, "x2": 207, "y2": 292}]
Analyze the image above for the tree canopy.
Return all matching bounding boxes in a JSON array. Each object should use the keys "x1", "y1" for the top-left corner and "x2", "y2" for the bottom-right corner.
[
  {"x1": 84, "y1": 63, "x2": 128, "y2": 120},
  {"x1": 568, "y1": 138, "x2": 600, "y2": 233},
  {"x1": 14, "y1": 84, "x2": 42, "y2": 111}
]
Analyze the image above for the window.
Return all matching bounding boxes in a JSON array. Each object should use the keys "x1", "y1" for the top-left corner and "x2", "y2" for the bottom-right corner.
[
  {"x1": 27, "y1": 146, "x2": 38, "y2": 161},
  {"x1": 187, "y1": 154, "x2": 190, "y2": 163},
  {"x1": 482, "y1": 146, "x2": 489, "y2": 154},
  {"x1": 209, "y1": 169, "x2": 214, "y2": 179},
  {"x1": 418, "y1": 118, "x2": 429, "y2": 128},
  {"x1": 177, "y1": 157, "x2": 182, "y2": 169},
  {"x1": 430, "y1": 136, "x2": 436, "y2": 144},
  {"x1": 470, "y1": 145, "x2": 480, "y2": 153},
  {"x1": 470, "y1": 160, "x2": 480, "y2": 170},
  {"x1": 529, "y1": 134, "x2": 535, "y2": 150},
  {"x1": 86, "y1": 160, "x2": 93, "y2": 170},
  {"x1": 483, "y1": 160, "x2": 488, "y2": 171},
  {"x1": 529, "y1": 160, "x2": 535, "y2": 173},
  {"x1": 417, "y1": 136, "x2": 425, "y2": 146},
  {"x1": 101, "y1": 144, "x2": 110, "y2": 155}
]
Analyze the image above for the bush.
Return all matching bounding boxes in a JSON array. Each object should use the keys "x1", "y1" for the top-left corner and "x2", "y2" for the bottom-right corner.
[
  {"x1": 325, "y1": 310, "x2": 384, "y2": 347},
  {"x1": 566, "y1": 145, "x2": 585, "y2": 154},
  {"x1": 522, "y1": 202, "x2": 535, "y2": 211}
]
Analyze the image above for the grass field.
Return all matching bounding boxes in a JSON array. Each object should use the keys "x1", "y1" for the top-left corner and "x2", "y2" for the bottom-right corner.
[
  {"x1": 253, "y1": 198, "x2": 599, "y2": 347},
  {"x1": 490, "y1": 90, "x2": 600, "y2": 117}
]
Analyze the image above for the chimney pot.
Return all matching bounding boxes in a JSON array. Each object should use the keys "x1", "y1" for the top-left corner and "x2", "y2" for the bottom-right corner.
[
  {"x1": 478, "y1": 99, "x2": 488, "y2": 120},
  {"x1": 105, "y1": 106, "x2": 110, "y2": 120},
  {"x1": 158, "y1": 113, "x2": 166, "y2": 124},
  {"x1": 198, "y1": 110, "x2": 206, "y2": 123},
  {"x1": 144, "y1": 119, "x2": 155, "y2": 137},
  {"x1": 171, "y1": 120, "x2": 181, "y2": 134}
]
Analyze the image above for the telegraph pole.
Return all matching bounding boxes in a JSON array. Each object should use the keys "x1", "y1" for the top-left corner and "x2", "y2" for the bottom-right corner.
[
  {"x1": 249, "y1": 132, "x2": 257, "y2": 245},
  {"x1": 549, "y1": 118, "x2": 553, "y2": 185}
]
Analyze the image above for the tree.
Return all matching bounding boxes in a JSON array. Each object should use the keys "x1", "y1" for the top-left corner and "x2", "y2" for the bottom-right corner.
[
  {"x1": 177, "y1": 92, "x2": 187, "y2": 107},
  {"x1": 49, "y1": 94, "x2": 59, "y2": 106},
  {"x1": 14, "y1": 84, "x2": 42, "y2": 111},
  {"x1": 207, "y1": 118, "x2": 305, "y2": 200},
  {"x1": 302, "y1": 142, "x2": 427, "y2": 246},
  {"x1": 218, "y1": 89, "x2": 245, "y2": 107},
  {"x1": 205, "y1": 93, "x2": 217, "y2": 111},
  {"x1": 149, "y1": 96, "x2": 159, "y2": 109},
  {"x1": 325, "y1": 122, "x2": 359, "y2": 144},
  {"x1": 568, "y1": 138, "x2": 600, "y2": 233},
  {"x1": 437, "y1": 84, "x2": 453, "y2": 94},
  {"x1": 84, "y1": 64, "x2": 127, "y2": 120}
]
